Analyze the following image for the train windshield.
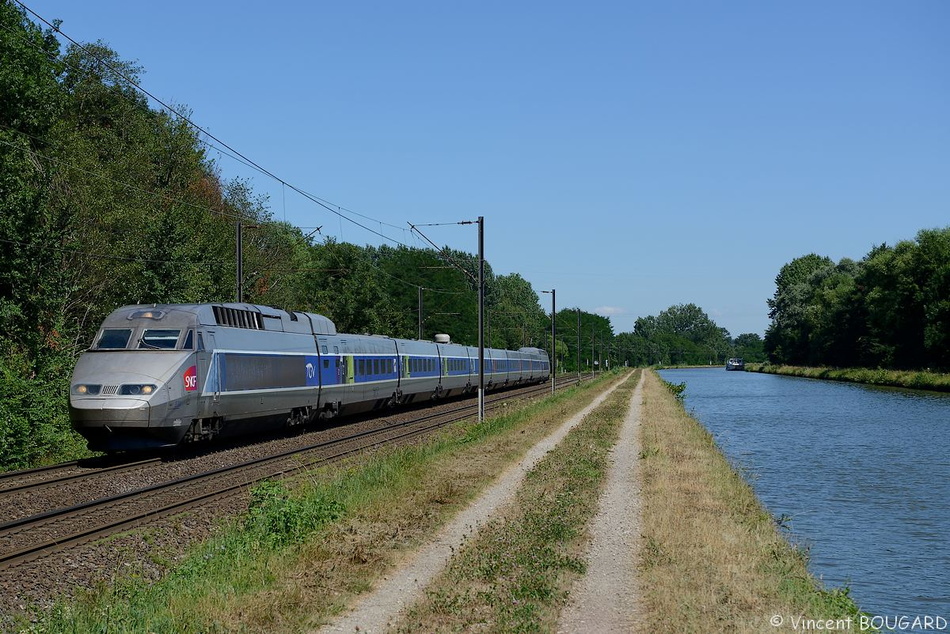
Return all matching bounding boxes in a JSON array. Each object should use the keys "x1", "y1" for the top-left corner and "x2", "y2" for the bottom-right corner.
[
  {"x1": 96, "y1": 328, "x2": 133, "y2": 349},
  {"x1": 138, "y1": 329, "x2": 181, "y2": 350}
]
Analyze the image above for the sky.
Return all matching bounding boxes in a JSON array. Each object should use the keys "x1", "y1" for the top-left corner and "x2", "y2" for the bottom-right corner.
[{"x1": 19, "y1": 0, "x2": 950, "y2": 337}]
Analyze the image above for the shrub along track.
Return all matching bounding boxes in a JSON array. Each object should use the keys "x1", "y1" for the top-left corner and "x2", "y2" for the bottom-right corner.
[{"x1": 0, "y1": 379, "x2": 573, "y2": 620}]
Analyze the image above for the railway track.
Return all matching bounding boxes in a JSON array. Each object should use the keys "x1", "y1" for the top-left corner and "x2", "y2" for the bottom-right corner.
[{"x1": 0, "y1": 379, "x2": 577, "y2": 572}]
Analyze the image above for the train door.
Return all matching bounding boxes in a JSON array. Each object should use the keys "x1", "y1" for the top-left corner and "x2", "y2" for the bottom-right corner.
[
  {"x1": 316, "y1": 338, "x2": 339, "y2": 387},
  {"x1": 194, "y1": 330, "x2": 218, "y2": 418},
  {"x1": 345, "y1": 354, "x2": 355, "y2": 383}
]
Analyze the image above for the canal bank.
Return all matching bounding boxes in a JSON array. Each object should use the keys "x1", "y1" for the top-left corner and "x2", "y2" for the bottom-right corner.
[
  {"x1": 639, "y1": 370, "x2": 863, "y2": 632},
  {"x1": 660, "y1": 367, "x2": 950, "y2": 629},
  {"x1": 746, "y1": 363, "x2": 950, "y2": 392}
]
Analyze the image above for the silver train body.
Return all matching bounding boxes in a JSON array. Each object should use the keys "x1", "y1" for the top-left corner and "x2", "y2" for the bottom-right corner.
[{"x1": 69, "y1": 303, "x2": 551, "y2": 452}]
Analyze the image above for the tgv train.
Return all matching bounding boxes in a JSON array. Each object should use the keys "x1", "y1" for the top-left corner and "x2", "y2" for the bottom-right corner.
[{"x1": 69, "y1": 303, "x2": 551, "y2": 452}]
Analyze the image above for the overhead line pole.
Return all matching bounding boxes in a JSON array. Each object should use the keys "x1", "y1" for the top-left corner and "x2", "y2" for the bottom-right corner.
[
  {"x1": 542, "y1": 289, "x2": 556, "y2": 395},
  {"x1": 477, "y1": 217, "x2": 485, "y2": 423},
  {"x1": 418, "y1": 286, "x2": 423, "y2": 339},
  {"x1": 457, "y1": 217, "x2": 485, "y2": 424},
  {"x1": 236, "y1": 221, "x2": 243, "y2": 303},
  {"x1": 577, "y1": 308, "x2": 581, "y2": 382}
]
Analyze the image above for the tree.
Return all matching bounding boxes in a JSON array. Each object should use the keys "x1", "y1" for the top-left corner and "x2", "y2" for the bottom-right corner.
[
  {"x1": 0, "y1": 0, "x2": 66, "y2": 352},
  {"x1": 764, "y1": 254, "x2": 834, "y2": 364},
  {"x1": 491, "y1": 273, "x2": 546, "y2": 350},
  {"x1": 914, "y1": 228, "x2": 950, "y2": 368},
  {"x1": 733, "y1": 333, "x2": 765, "y2": 362}
]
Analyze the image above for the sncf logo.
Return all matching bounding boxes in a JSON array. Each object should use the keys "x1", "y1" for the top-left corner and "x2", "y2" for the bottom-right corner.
[{"x1": 184, "y1": 366, "x2": 198, "y2": 391}]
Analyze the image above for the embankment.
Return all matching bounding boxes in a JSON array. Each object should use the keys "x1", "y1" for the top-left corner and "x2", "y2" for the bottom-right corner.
[
  {"x1": 746, "y1": 363, "x2": 950, "y2": 392},
  {"x1": 638, "y1": 369, "x2": 865, "y2": 632}
]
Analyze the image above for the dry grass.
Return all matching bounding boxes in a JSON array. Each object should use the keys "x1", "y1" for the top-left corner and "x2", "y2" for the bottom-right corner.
[{"x1": 638, "y1": 370, "x2": 863, "y2": 633}]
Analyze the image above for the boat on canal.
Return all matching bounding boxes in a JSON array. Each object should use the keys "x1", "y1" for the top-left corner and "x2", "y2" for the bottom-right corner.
[{"x1": 725, "y1": 357, "x2": 745, "y2": 371}]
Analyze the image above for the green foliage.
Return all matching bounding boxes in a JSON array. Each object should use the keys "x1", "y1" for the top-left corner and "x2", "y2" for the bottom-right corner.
[
  {"x1": 614, "y1": 303, "x2": 739, "y2": 367},
  {"x1": 554, "y1": 309, "x2": 613, "y2": 372},
  {"x1": 245, "y1": 480, "x2": 344, "y2": 547},
  {"x1": 765, "y1": 228, "x2": 950, "y2": 370},
  {"x1": 0, "y1": 344, "x2": 88, "y2": 469},
  {"x1": 662, "y1": 379, "x2": 687, "y2": 402},
  {"x1": 733, "y1": 332, "x2": 765, "y2": 362}
]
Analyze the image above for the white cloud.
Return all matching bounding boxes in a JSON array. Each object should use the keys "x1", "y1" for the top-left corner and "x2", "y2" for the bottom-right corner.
[{"x1": 594, "y1": 306, "x2": 626, "y2": 317}]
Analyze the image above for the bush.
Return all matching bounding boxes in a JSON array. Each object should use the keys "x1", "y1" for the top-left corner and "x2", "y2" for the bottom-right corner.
[
  {"x1": 0, "y1": 346, "x2": 87, "y2": 470},
  {"x1": 244, "y1": 480, "x2": 344, "y2": 547}
]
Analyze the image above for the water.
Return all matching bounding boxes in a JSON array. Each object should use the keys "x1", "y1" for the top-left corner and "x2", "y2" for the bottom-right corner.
[{"x1": 658, "y1": 368, "x2": 950, "y2": 621}]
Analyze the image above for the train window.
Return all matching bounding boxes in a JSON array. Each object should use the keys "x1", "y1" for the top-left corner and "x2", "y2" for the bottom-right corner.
[
  {"x1": 182, "y1": 330, "x2": 194, "y2": 350},
  {"x1": 96, "y1": 328, "x2": 132, "y2": 349},
  {"x1": 139, "y1": 329, "x2": 181, "y2": 350},
  {"x1": 323, "y1": 359, "x2": 330, "y2": 369},
  {"x1": 333, "y1": 346, "x2": 340, "y2": 354},
  {"x1": 358, "y1": 359, "x2": 366, "y2": 376},
  {"x1": 197, "y1": 333, "x2": 204, "y2": 350},
  {"x1": 321, "y1": 345, "x2": 328, "y2": 354}
]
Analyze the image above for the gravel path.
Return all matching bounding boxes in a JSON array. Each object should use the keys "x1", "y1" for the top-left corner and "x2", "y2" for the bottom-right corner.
[
  {"x1": 557, "y1": 373, "x2": 644, "y2": 633},
  {"x1": 317, "y1": 376, "x2": 630, "y2": 634}
]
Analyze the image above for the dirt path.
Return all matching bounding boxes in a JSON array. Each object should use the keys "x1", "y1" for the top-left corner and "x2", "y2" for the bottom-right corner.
[
  {"x1": 557, "y1": 373, "x2": 644, "y2": 632},
  {"x1": 316, "y1": 377, "x2": 627, "y2": 634}
]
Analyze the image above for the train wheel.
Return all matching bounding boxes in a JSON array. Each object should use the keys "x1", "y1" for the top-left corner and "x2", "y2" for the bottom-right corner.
[
  {"x1": 287, "y1": 407, "x2": 309, "y2": 427},
  {"x1": 387, "y1": 390, "x2": 403, "y2": 408}
]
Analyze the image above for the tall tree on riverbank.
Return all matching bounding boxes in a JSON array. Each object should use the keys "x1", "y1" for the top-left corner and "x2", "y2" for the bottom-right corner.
[{"x1": 765, "y1": 227, "x2": 950, "y2": 370}]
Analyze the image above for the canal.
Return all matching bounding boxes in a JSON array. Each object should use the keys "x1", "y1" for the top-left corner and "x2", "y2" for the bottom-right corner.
[{"x1": 658, "y1": 368, "x2": 950, "y2": 622}]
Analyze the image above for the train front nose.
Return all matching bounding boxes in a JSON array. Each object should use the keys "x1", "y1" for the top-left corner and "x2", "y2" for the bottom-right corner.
[
  {"x1": 69, "y1": 377, "x2": 186, "y2": 451},
  {"x1": 70, "y1": 392, "x2": 151, "y2": 426},
  {"x1": 69, "y1": 383, "x2": 153, "y2": 451}
]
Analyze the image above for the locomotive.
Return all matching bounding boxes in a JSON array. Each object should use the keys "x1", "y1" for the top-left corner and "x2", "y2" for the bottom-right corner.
[{"x1": 69, "y1": 303, "x2": 551, "y2": 452}]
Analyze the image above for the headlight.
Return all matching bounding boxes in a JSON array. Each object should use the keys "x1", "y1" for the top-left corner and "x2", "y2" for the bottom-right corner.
[
  {"x1": 71, "y1": 384, "x2": 102, "y2": 395},
  {"x1": 119, "y1": 384, "x2": 157, "y2": 395}
]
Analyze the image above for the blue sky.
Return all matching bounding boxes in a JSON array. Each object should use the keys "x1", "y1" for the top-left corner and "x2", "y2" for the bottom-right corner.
[{"x1": 23, "y1": 0, "x2": 950, "y2": 336}]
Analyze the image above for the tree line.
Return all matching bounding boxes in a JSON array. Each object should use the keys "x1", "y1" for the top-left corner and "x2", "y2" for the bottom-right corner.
[
  {"x1": 765, "y1": 227, "x2": 950, "y2": 370},
  {"x1": 0, "y1": 2, "x2": 763, "y2": 469}
]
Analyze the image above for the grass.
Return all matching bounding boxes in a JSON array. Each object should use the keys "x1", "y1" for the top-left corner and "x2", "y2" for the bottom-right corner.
[
  {"x1": 395, "y1": 370, "x2": 641, "y2": 632},
  {"x1": 638, "y1": 369, "x2": 867, "y2": 632},
  {"x1": 18, "y1": 374, "x2": 620, "y2": 633},
  {"x1": 746, "y1": 363, "x2": 950, "y2": 392}
]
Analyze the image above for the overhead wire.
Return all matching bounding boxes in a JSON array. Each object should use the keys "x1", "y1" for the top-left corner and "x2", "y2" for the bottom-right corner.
[
  {"x1": 7, "y1": 1, "x2": 478, "y2": 297},
  {"x1": 12, "y1": 0, "x2": 415, "y2": 249}
]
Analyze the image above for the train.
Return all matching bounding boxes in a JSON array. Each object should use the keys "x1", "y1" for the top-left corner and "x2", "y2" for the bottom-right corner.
[{"x1": 69, "y1": 303, "x2": 551, "y2": 452}]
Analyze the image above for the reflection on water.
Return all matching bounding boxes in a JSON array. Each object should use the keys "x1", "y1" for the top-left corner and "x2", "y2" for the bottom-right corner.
[{"x1": 658, "y1": 368, "x2": 950, "y2": 619}]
